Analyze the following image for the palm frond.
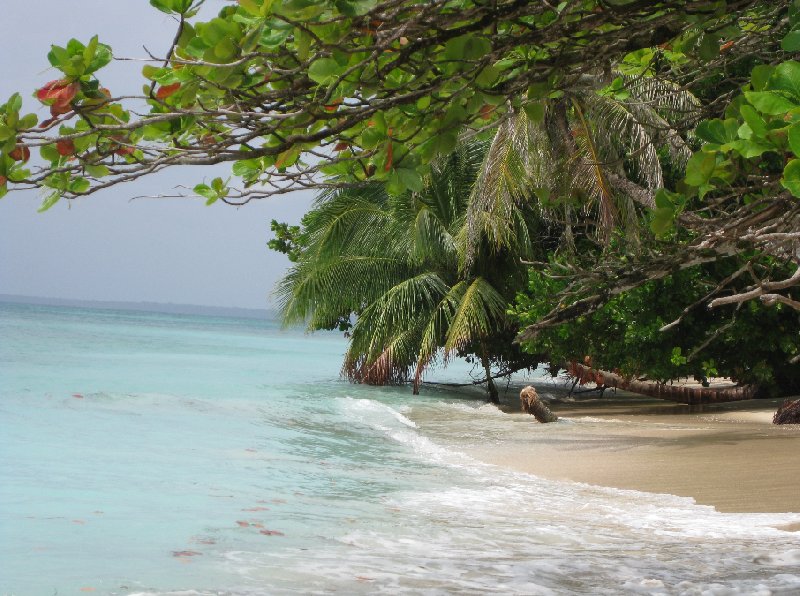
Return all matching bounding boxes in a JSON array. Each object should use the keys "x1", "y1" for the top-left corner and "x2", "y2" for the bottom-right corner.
[
  {"x1": 444, "y1": 277, "x2": 508, "y2": 355},
  {"x1": 467, "y1": 110, "x2": 546, "y2": 260}
]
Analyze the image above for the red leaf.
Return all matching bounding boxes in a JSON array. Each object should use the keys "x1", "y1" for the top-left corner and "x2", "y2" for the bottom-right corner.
[
  {"x1": 0, "y1": 175, "x2": 7, "y2": 186},
  {"x1": 155, "y1": 83, "x2": 181, "y2": 100},
  {"x1": 50, "y1": 102, "x2": 72, "y2": 117},
  {"x1": 57, "y1": 139, "x2": 76, "y2": 156},
  {"x1": 111, "y1": 136, "x2": 136, "y2": 156},
  {"x1": 72, "y1": 393, "x2": 84, "y2": 399},
  {"x1": 324, "y1": 98, "x2": 342, "y2": 113},
  {"x1": 259, "y1": 529, "x2": 285, "y2": 536},
  {"x1": 236, "y1": 520, "x2": 250, "y2": 527},
  {"x1": 384, "y1": 140, "x2": 393, "y2": 172},
  {"x1": 9, "y1": 145, "x2": 30, "y2": 162},
  {"x1": 172, "y1": 550, "x2": 202, "y2": 557},
  {"x1": 334, "y1": 142, "x2": 349, "y2": 151},
  {"x1": 36, "y1": 80, "x2": 79, "y2": 106}
]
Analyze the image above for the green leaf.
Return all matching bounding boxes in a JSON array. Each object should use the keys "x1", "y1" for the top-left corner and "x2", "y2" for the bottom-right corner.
[
  {"x1": 150, "y1": 0, "x2": 177, "y2": 14},
  {"x1": 361, "y1": 127, "x2": 384, "y2": 149},
  {"x1": 726, "y1": 140, "x2": 771, "y2": 159},
  {"x1": 750, "y1": 65, "x2": 774, "y2": 92},
  {"x1": 695, "y1": 118, "x2": 738, "y2": 144},
  {"x1": 7, "y1": 167, "x2": 30, "y2": 182},
  {"x1": 739, "y1": 104, "x2": 767, "y2": 138},
  {"x1": 40, "y1": 143, "x2": 61, "y2": 163},
  {"x1": 83, "y1": 35, "x2": 98, "y2": 66},
  {"x1": 745, "y1": 91, "x2": 797, "y2": 116},
  {"x1": 654, "y1": 188, "x2": 681, "y2": 209},
  {"x1": 7, "y1": 92, "x2": 22, "y2": 113},
  {"x1": 397, "y1": 167, "x2": 424, "y2": 192},
  {"x1": 698, "y1": 33, "x2": 719, "y2": 61},
  {"x1": 787, "y1": 122, "x2": 800, "y2": 159},
  {"x1": 782, "y1": 31, "x2": 800, "y2": 52},
  {"x1": 18, "y1": 113, "x2": 38, "y2": 129},
  {"x1": 232, "y1": 158, "x2": 261, "y2": 178},
  {"x1": 38, "y1": 192, "x2": 61, "y2": 213},
  {"x1": 211, "y1": 176, "x2": 226, "y2": 192},
  {"x1": 193, "y1": 183, "x2": 217, "y2": 200},
  {"x1": 782, "y1": 158, "x2": 800, "y2": 197},
  {"x1": 523, "y1": 101, "x2": 545, "y2": 123},
  {"x1": 445, "y1": 34, "x2": 491, "y2": 62},
  {"x1": 308, "y1": 58, "x2": 340, "y2": 84},
  {"x1": 85, "y1": 164, "x2": 110, "y2": 177},
  {"x1": 47, "y1": 45, "x2": 70, "y2": 69},
  {"x1": 685, "y1": 151, "x2": 716, "y2": 186},
  {"x1": 527, "y1": 82, "x2": 550, "y2": 100},
  {"x1": 68, "y1": 177, "x2": 90, "y2": 194},
  {"x1": 650, "y1": 207, "x2": 675, "y2": 236},
  {"x1": 238, "y1": 0, "x2": 262, "y2": 16},
  {"x1": 434, "y1": 131, "x2": 458, "y2": 156},
  {"x1": 767, "y1": 60, "x2": 800, "y2": 100},
  {"x1": 475, "y1": 65, "x2": 500, "y2": 87}
]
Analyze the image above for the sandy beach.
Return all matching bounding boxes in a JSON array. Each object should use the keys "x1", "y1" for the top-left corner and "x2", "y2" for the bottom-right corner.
[{"x1": 470, "y1": 391, "x2": 800, "y2": 515}]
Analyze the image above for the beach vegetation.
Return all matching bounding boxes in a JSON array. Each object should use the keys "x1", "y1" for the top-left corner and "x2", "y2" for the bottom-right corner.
[
  {"x1": 3, "y1": 0, "x2": 799, "y2": 398},
  {"x1": 273, "y1": 142, "x2": 541, "y2": 401}
]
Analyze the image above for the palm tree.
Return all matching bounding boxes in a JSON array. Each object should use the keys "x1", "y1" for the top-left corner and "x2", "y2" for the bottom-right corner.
[
  {"x1": 467, "y1": 74, "x2": 698, "y2": 261},
  {"x1": 276, "y1": 142, "x2": 539, "y2": 402}
]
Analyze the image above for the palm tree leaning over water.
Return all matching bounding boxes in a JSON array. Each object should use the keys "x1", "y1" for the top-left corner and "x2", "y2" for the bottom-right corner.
[
  {"x1": 277, "y1": 141, "x2": 542, "y2": 402},
  {"x1": 276, "y1": 75, "x2": 698, "y2": 401}
]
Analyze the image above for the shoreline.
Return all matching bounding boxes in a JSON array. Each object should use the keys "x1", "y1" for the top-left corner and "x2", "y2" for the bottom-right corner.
[{"x1": 469, "y1": 392, "x2": 800, "y2": 515}]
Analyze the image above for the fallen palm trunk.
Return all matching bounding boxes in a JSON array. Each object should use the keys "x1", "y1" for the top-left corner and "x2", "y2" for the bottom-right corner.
[
  {"x1": 568, "y1": 362, "x2": 759, "y2": 405},
  {"x1": 773, "y1": 399, "x2": 800, "y2": 425},
  {"x1": 520, "y1": 386, "x2": 558, "y2": 423}
]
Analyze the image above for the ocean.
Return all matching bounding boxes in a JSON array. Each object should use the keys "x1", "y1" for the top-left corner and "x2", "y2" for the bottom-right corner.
[{"x1": 1, "y1": 301, "x2": 799, "y2": 595}]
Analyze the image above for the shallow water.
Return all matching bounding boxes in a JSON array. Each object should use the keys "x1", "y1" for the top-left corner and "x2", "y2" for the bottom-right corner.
[{"x1": 1, "y1": 302, "x2": 799, "y2": 595}]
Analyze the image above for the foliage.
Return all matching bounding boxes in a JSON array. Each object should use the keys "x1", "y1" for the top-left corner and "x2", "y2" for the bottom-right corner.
[
  {"x1": 512, "y1": 262, "x2": 800, "y2": 395},
  {"x1": 273, "y1": 143, "x2": 540, "y2": 398},
  {"x1": 516, "y1": 34, "x2": 800, "y2": 363},
  {"x1": 0, "y1": 0, "x2": 771, "y2": 210},
  {"x1": 267, "y1": 219, "x2": 303, "y2": 262},
  {"x1": 467, "y1": 72, "x2": 697, "y2": 258},
  {"x1": 4, "y1": 0, "x2": 798, "y2": 395}
]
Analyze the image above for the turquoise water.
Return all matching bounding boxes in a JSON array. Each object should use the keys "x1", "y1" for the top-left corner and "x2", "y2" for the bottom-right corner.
[{"x1": 1, "y1": 302, "x2": 799, "y2": 595}]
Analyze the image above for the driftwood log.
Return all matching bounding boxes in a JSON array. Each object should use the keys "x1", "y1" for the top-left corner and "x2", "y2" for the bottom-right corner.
[
  {"x1": 773, "y1": 399, "x2": 800, "y2": 425},
  {"x1": 520, "y1": 386, "x2": 558, "y2": 423},
  {"x1": 568, "y1": 362, "x2": 759, "y2": 405}
]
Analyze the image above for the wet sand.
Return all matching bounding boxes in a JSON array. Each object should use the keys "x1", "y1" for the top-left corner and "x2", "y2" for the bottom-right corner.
[{"x1": 471, "y1": 392, "x2": 800, "y2": 514}]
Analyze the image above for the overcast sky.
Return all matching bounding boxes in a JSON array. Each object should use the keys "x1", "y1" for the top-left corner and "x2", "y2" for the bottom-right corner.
[{"x1": 0, "y1": 1, "x2": 313, "y2": 309}]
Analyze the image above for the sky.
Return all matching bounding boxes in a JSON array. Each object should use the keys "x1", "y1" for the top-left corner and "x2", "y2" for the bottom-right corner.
[{"x1": 0, "y1": 1, "x2": 313, "y2": 309}]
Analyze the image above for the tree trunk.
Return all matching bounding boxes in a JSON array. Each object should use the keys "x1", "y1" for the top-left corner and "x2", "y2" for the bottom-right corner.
[
  {"x1": 568, "y1": 362, "x2": 759, "y2": 404},
  {"x1": 520, "y1": 386, "x2": 558, "y2": 423},
  {"x1": 480, "y1": 349, "x2": 499, "y2": 404},
  {"x1": 774, "y1": 399, "x2": 800, "y2": 425}
]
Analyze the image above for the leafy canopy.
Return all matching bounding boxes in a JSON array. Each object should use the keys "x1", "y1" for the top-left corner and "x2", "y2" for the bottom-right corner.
[{"x1": 0, "y1": 0, "x2": 766, "y2": 210}]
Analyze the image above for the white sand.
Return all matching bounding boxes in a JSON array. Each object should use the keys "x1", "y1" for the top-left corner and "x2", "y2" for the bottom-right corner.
[{"x1": 470, "y1": 394, "x2": 800, "y2": 513}]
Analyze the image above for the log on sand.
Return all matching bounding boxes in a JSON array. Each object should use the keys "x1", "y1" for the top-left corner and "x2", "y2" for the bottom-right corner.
[
  {"x1": 568, "y1": 362, "x2": 759, "y2": 405},
  {"x1": 520, "y1": 386, "x2": 558, "y2": 423}
]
